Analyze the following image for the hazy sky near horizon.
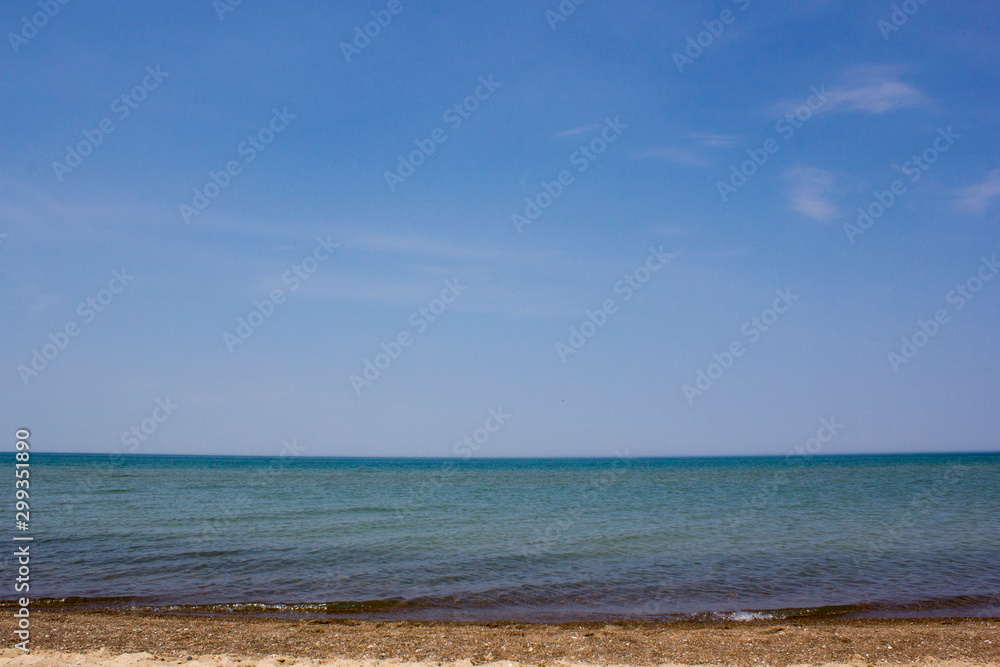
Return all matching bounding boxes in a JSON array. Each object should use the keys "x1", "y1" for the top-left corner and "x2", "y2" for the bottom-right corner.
[{"x1": 2, "y1": 0, "x2": 999, "y2": 457}]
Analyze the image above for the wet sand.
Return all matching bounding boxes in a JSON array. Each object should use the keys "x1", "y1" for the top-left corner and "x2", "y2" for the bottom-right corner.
[{"x1": 0, "y1": 612, "x2": 998, "y2": 666}]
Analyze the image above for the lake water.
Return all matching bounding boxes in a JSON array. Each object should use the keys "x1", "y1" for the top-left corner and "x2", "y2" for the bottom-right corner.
[{"x1": 14, "y1": 452, "x2": 1000, "y2": 621}]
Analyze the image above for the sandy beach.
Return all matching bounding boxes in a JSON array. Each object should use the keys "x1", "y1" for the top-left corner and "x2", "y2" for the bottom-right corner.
[{"x1": 1, "y1": 612, "x2": 997, "y2": 667}]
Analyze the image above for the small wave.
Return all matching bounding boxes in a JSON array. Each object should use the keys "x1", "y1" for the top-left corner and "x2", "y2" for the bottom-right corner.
[
  {"x1": 0, "y1": 596, "x2": 142, "y2": 608},
  {"x1": 5, "y1": 592, "x2": 997, "y2": 622},
  {"x1": 712, "y1": 610, "x2": 775, "y2": 621}
]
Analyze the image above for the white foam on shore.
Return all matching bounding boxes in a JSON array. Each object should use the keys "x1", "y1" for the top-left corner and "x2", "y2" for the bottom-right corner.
[{"x1": 712, "y1": 610, "x2": 775, "y2": 621}]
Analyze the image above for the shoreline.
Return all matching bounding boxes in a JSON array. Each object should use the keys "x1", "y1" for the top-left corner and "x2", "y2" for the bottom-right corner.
[
  {"x1": 11, "y1": 592, "x2": 1000, "y2": 622},
  {"x1": 2, "y1": 611, "x2": 997, "y2": 666}
]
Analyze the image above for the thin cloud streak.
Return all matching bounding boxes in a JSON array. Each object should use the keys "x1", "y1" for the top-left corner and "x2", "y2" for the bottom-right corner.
[
  {"x1": 785, "y1": 167, "x2": 838, "y2": 221},
  {"x1": 553, "y1": 123, "x2": 602, "y2": 138},
  {"x1": 955, "y1": 169, "x2": 1000, "y2": 215}
]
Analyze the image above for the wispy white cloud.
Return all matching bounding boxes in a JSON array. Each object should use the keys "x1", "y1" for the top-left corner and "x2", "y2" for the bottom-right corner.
[
  {"x1": 638, "y1": 131, "x2": 741, "y2": 167},
  {"x1": 955, "y1": 169, "x2": 1000, "y2": 215},
  {"x1": 822, "y1": 66, "x2": 928, "y2": 114},
  {"x1": 826, "y1": 80, "x2": 926, "y2": 114},
  {"x1": 772, "y1": 66, "x2": 928, "y2": 117},
  {"x1": 785, "y1": 167, "x2": 838, "y2": 221},
  {"x1": 553, "y1": 123, "x2": 601, "y2": 138}
]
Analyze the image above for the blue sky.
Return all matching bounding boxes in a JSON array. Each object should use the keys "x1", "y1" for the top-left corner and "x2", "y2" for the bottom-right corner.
[{"x1": 2, "y1": 0, "x2": 998, "y2": 457}]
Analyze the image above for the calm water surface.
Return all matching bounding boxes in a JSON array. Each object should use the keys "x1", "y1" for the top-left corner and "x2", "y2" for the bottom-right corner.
[{"x1": 12, "y1": 453, "x2": 1000, "y2": 621}]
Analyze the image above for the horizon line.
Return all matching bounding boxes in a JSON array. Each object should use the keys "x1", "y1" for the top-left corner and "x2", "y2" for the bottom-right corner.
[{"x1": 8, "y1": 450, "x2": 999, "y2": 460}]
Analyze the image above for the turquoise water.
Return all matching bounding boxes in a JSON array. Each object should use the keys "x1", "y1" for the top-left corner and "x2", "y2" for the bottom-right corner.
[{"x1": 12, "y1": 453, "x2": 1000, "y2": 621}]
